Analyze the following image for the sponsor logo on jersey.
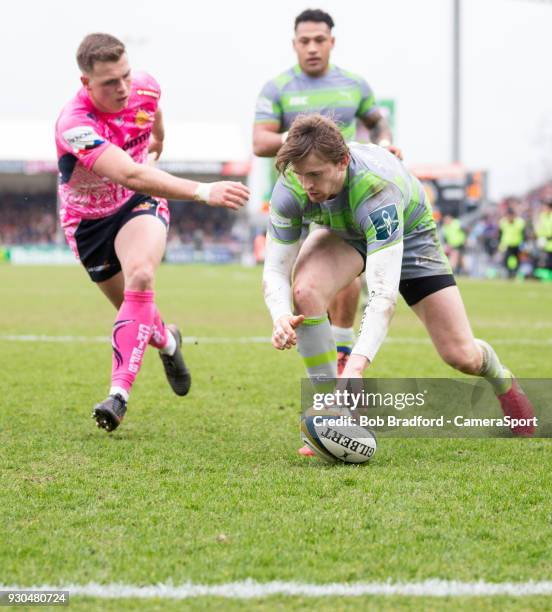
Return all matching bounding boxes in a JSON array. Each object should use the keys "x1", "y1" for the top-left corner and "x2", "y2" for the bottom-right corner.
[
  {"x1": 369, "y1": 204, "x2": 399, "y2": 241},
  {"x1": 135, "y1": 109, "x2": 153, "y2": 127},
  {"x1": 256, "y1": 96, "x2": 274, "y2": 115},
  {"x1": 136, "y1": 88, "x2": 160, "y2": 99},
  {"x1": 62, "y1": 126, "x2": 105, "y2": 153},
  {"x1": 122, "y1": 129, "x2": 152, "y2": 151},
  {"x1": 289, "y1": 96, "x2": 308, "y2": 106}
]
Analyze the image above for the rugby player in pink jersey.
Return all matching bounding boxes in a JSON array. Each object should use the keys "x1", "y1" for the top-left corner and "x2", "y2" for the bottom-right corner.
[{"x1": 55, "y1": 33, "x2": 249, "y2": 432}]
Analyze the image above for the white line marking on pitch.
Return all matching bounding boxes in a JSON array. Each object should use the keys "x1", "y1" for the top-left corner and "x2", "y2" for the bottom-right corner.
[
  {"x1": 1, "y1": 580, "x2": 552, "y2": 599},
  {"x1": 1, "y1": 334, "x2": 551, "y2": 346}
]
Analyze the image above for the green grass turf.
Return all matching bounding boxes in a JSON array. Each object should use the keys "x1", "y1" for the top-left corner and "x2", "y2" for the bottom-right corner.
[{"x1": 0, "y1": 265, "x2": 551, "y2": 610}]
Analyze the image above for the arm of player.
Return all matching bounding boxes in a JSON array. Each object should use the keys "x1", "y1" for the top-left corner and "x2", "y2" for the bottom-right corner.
[
  {"x1": 360, "y1": 113, "x2": 403, "y2": 160},
  {"x1": 148, "y1": 107, "x2": 165, "y2": 161},
  {"x1": 341, "y1": 241, "x2": 404, "y2": 377},
  {"x1": 253, "y1": 82, "x2": 284, "y2": 157},
  {"x1": 262, "y1": 234, "x2": 303, "y2": 349},
  {"x1": 92, "y1": 145, "x2": 249, "y2": 209},
  {"x1": 253, "y1": 123, "x2": 287, "y2": 157}
]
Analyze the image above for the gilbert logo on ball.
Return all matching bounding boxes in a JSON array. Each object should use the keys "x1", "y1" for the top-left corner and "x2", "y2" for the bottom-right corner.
[{"x1": 300, "y1": 407, "x2": 377, "y2": 464}]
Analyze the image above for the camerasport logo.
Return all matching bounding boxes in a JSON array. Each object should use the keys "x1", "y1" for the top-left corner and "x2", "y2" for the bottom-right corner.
[
  {"x1": 135, "y1": 109, "x2": 153, "y2": 127},
  {"x1": 62, "y1": 126, "x2": 105, "y2": 153}
]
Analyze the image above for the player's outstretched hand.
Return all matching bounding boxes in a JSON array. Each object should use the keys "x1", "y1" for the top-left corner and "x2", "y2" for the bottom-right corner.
[
  {"x1": 207, "y1": 181, "x2": 250, "y2": 210},
  {"x1": 272, "y1": 314, "x2": 305, "y2": 350}
]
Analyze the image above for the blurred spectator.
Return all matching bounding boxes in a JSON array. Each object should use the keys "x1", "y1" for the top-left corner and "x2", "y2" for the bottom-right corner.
[
  {"x1": 442, "y1": 214, "x2": 466, "y2": 274},
  {"x1": 498, "y1": 208, "x2": 525, "y2": 278},
  {"x1": 535, "y1": 199, "x2": 552, "y2": 277},
  {"x1": 480, "y1": 214, "x2": 500, "y2": 257}
]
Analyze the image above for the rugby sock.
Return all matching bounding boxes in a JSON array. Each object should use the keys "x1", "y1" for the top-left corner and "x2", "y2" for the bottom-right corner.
[
  {"x1": 476, "y1": 338, "x2": 513, "y2": 395},
  {"x1": 109, "y1": 386, "x2": 129, "y2": 402},
  {"x1": 297, "y1": 314, "x2": 337, "y2": 386},
  {"x1": 332, "y1": 325, "x2": 355, "y2": 355},
  {"x1": 110, "y1": 290, "x2": 155, "y2": 395},
  {"x1": 149, "y1": 308, "x2": 177, "y2": 356}
]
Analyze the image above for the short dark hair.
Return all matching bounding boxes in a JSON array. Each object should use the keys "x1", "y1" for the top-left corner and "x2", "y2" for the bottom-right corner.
[
  {"x1": 77, "y1": 33, "x2": 126, "y2": 74},
  {"x1": 294, "y1": 9, "x2": 334, "y2": 31},
  {"x1": 276, "y1": 114, "x2": 348, "y2": 173}
]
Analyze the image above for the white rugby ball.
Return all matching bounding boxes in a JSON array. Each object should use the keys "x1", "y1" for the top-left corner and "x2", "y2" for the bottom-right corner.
[{"x1": 300, "y1": 409, "x2": 377, "y2": 464}]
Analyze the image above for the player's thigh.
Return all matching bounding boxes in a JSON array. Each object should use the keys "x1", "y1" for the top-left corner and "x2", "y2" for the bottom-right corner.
[
  {"x1": 114, "y1": 214, "x2": 167, "y2": 275},
  {"x1": 410, "y1": 285, "x2": 475, "y2": 352},
  {"x1": 328, "y1": 277, "x2": 361, "y2": 323},
  {"x1": 330, "y1": 277, "x2": 361, "y2": 305},
  {"x1": 294, "y1": 228, "x2": 363, "y2": 300}
]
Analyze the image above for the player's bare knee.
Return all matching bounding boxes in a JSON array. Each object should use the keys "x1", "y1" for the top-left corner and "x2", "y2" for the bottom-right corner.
[
  {"x1": 293, "y1": 280, "x2": 325, "y2": 313},
  {"x1": 125, "y1": 263, "x2": 155, "y2": 290},
  {"x1": 440, "y1": 344, "x2": 481, "y2": 374}
]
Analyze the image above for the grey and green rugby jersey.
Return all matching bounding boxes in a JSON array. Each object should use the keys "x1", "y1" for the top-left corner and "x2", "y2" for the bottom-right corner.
[
  {"x1": 255, "y1": 65, "x2": 379, "y2": 141},
  {"x1": 268, "y1": 143, "x2": 435, "y2": 256}
]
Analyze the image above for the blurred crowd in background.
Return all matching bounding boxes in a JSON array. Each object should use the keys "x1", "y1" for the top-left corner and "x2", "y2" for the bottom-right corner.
[
  {"x1": 439, "y1": 180, "x2": 552, "y2": 280},
  {"x1": 1, "y1": 178, "x2": 551, "y2": 279},
  {"x1": 0, "y1": 196, "x2": 239, "y2": 249},
  {"x1": 0, "y1": 194, "x2": 57, "y2": 245}
]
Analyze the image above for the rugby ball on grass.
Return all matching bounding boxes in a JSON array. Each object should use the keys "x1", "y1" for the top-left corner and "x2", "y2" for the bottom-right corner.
[{"x1": 300, "y1": 408, "x2": 377, "y2": 464}]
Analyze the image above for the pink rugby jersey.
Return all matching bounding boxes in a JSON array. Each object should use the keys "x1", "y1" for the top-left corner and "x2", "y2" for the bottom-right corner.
[{"x1": 55, "y1": 71, "x2": 161, "y2": 222}]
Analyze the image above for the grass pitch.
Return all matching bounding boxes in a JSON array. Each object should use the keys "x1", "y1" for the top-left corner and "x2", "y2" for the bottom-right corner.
[{"x1": 1, "y1": 264, "x2": 551, "y2": 610}]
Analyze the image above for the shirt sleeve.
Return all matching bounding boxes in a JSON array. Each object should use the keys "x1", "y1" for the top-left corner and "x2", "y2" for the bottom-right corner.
[
  {"x1": 352, "y1": 240, "x2": 403, "y2": 361},
  {"x1": 267, "y1": 176, "x2": 304, "y2": 244},
  {"x1": 354, "y1": 183, "x2": 404, "y2": 256},
  {"x1": 254, "y1": 80, "x2": 283, "y2": 127},
  {"x1": 356, "y1": 77, "x2": 380, "y2": 119},
  {"x1": 55, "y1": 112, "x2": 111, "y2": 171}
]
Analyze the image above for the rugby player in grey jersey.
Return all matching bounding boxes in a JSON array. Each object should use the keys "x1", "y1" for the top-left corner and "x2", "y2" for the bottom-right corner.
[
  {"x1": 253, "y1": 9, "x2": 399, "y2": 395},
  {"x1": 262, "y1": 114, "x2": 535, "y2": 439}
]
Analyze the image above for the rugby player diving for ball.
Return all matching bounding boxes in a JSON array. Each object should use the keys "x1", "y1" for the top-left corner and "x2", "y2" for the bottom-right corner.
[{"x1": 262, "y1": 114, "x2": 535, "y2": 440}]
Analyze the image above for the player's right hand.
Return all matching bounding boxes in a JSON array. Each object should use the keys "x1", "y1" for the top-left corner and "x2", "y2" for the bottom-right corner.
[
  {"x1": 272, "y1": 314, "x2": 305, "y2": 350},
  {"x1": 386, "y1": 144, "x2": 403, "y2": 160},
  {"x1": 208, "y1": 181, "x2": 250, "y2": 210}
]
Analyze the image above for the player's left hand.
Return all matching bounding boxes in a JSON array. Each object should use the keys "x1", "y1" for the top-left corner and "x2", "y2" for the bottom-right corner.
[{"x1": 148, "y1": 137, "x2": 163, "y2": 161}]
